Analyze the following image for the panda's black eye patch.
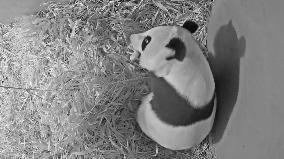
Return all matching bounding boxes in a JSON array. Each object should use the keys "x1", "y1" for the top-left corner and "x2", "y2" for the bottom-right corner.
[{"x1": 141, "y1": 36, "x2": 151, "y2": 51}]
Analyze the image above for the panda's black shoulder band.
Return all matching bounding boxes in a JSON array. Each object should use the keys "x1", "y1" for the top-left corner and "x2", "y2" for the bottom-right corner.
[{"x1": 149, "y1": 74, "x2": 216, "y2": 126}]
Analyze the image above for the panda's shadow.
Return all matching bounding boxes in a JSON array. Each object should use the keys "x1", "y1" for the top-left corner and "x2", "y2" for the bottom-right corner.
[{"x1": 207, "y1": 20, "x2": 246, "y2": 144}]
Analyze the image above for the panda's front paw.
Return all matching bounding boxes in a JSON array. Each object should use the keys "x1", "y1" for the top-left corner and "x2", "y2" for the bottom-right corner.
[{"x1": 128, "y1": 99, "x2": 142, "y2": 112}]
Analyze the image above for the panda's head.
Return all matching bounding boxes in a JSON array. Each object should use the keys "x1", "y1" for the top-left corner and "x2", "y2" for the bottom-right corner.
[{"x1": 129, "y1": 20, "x2": 199, "y2": 77}]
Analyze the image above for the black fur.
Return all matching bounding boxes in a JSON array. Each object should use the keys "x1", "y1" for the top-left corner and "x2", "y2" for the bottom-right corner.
[
  {"x1": 149, "y1": 73, "x2": 215, "y2": 126},
  {"x1": 182, "y1": 20, "x2": 199, "y2": 34},
  {"x1": 165, "y1": 38, "x2": 186, "y2": 61},
  {"x1": 142, "y1": 36, "x2": 151, "y2": 51}
]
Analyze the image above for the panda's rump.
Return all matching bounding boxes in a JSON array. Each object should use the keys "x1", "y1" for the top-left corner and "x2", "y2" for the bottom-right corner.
[{"x1": 138, "y1": 93, "x2": 217, "y2": 150}]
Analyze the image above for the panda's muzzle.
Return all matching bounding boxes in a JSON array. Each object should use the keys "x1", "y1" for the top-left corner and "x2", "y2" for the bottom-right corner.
[
  {"x1": 130, "y1": 50, "x2": 141, "y2": 62},
  {"x1": 129, "y1": 33, "x2": 143, "y2": 61}
]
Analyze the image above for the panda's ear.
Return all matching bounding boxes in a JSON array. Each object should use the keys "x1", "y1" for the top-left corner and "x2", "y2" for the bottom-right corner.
[
  {"x1": 165, "y1": 38, "x2": 186, "y2": 61},
  {"x1": 182, "y1": 20, "x2": 198, "y2": 33}
]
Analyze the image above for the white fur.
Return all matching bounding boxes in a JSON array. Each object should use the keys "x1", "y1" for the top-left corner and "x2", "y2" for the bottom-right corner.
[
  {"x1": 137, "y1": 93, "x2": 217, "y2": 150},
  {"x1": 130, "y1": 24, "x2": 216, "y2": 150},
  {"x1": 130, "y1": 26, "x2": 215, "y2": 107},
  {"x1": 164, "y1": 54, "x2": 215, "y2": 107}
]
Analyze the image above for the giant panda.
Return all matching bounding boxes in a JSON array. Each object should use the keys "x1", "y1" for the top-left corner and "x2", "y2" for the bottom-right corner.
[{"x1": 129, "y1": 20, "x2": 216, "y2": 150}]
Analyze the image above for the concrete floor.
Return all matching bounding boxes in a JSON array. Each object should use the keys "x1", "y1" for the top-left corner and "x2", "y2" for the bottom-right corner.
[{"x1": 207, "y1": 0, "x2": 284, "y2": 158}]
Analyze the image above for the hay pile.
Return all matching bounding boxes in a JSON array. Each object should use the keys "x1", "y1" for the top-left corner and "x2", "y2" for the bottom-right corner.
[{"x1": 0, "y1": 0, "x2": 216, "y2": 158}]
